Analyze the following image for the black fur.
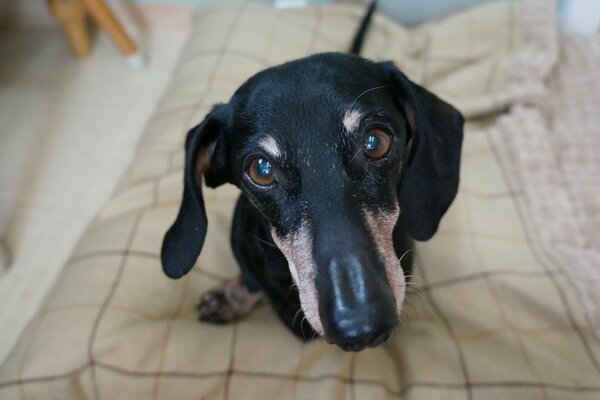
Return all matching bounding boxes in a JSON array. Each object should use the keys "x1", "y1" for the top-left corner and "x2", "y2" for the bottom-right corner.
[{"x1": 349, "y1": 0, "x2": 378, "y2": 55}]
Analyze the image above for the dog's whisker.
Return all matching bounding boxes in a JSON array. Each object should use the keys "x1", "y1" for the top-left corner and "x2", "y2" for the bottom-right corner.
[
  {"x1": 397, "y1": 311, "x2": 407, "y2": 330},
  {"x1": 292, "y1": 307, "x2": 303, "y2": 326},
  {"x1": 398, "y1": 249, "x2": 414, "y2": 264},
  {"x1": 349, "y1": 148, "x2": 362, "y2": 163},
  {"x1": 400, "y1": 278, "x2": 426, "y2": 288},
  {"x1": 300, "y1": 316, "x2": 308, "y2": 340},
  {"x1": 406, "y1": 288, "x2": 426, "y2": 300},
  {"x1": 403, "y1": 272, "x2": 424, "y2": 281},
  {"x1": 407, "y1": 282, "x2": 426, "y2": 289},
  {"x1": 404, "y1": 284, "x2": 427, "y2": 297},
  {"x1": 406, "y1": 284, "x2": 427, "y2": 296},
  {"x1": 403, "y1": 274, "x2": 423, "y2": 283},
  {"x1": 400, "y1": 297, "x2": 423, "y2": 322},
  {"x1": 349, "y1": 84, "x2": 391, "y2": 110},
  {"x1": 405, "y1": 291, "x2": 426, "y2": 312},
  {"x1": 403, "y1": 281, "x2": 426, "y2": 289},
  {"x1": 252, "y1": 235, "x2": 278, "y2": 248},
  {"x1": 310, "y1": 330, "x2": 319, "y2": 341},
  {"x1": 403, "y1": 299, "x2": 418, "y2": 316}
]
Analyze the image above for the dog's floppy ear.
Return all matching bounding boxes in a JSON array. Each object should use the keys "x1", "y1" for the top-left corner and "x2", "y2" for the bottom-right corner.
[
  {"x1": 381, "y1": 62, "x2": 464, "y2": 241},
  {"x1": 161, "y1": 104, "x2": 230, "y2": 279}
]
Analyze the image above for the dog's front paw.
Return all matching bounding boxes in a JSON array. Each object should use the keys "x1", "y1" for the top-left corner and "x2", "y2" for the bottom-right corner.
[{"x1": 197, "y1": 280, "x2": 262, "y2": 324}]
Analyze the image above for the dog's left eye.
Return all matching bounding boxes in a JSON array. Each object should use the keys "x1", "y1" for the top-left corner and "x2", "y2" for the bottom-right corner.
[
  {"x1": 248, "y1": 157, "x2": 276, "y2": 186},
  {"x1": 363, "y1": 128, "x2": 391, "y2": 160}
]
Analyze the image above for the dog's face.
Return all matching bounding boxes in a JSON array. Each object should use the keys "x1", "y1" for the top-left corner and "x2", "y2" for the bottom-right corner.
[{"x1": 162, "y1": 53, "x2": 463, "y2": 351}]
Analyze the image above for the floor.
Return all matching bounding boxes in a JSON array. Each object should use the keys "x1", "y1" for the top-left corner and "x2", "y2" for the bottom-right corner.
[{"x1": 0, "y1": 14, "x2": 190, "y2": 364}]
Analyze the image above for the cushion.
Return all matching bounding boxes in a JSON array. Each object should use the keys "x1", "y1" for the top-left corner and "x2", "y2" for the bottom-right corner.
[{"x1": 1, "y1": 1, "x2": 599, "y2": 399}]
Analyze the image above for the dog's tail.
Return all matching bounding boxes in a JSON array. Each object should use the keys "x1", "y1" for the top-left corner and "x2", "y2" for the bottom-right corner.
[{"x1": 349, "y1": 0, "x2": 377, "y2": 55}]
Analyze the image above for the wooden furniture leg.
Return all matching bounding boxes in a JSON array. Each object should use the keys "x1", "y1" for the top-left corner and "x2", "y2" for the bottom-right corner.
[
  {"x1": 81, "y1": 0, "x2": 138, "y2": 56},
  {"x1": 47, "y1": 0, "x2": 143, "y2": 68},
  {"x1": 47, "y1": 0, "x2": 91, "y2": 58}
]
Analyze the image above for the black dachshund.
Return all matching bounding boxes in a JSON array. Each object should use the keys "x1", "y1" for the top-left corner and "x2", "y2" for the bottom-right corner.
[{"x1": 161, "y1": 2, "x2": 463, "y2": 352}]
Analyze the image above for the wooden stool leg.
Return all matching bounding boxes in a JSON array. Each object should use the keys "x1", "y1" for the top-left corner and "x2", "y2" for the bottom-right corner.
[
  {"x1": 47, "y1": 0, "x2": 91, "y2": 58},
  {"x1": 62, "y1": 16, "x2": 91, "y2": 57},
  {"x1": 81, "y1": 0, "x2": 137, "y2": 56}
]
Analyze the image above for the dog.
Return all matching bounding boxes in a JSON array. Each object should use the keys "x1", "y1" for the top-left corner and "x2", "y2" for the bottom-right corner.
[{"x1": 161, "y1": 3, "x2": 463, "y2": 352}]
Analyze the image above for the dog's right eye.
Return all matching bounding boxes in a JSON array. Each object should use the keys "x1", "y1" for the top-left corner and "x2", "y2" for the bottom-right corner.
[
  {"x1": 363, "y1": 128, "x2": 391, "y2": 160},
  {"x1": 248, "y1": 157, "x2": 276, "y2": 186}
]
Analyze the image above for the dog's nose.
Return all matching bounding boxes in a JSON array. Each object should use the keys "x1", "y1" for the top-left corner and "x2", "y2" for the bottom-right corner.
[{"x1": 317, "y1": 255, "x2": 398, "y2": 351}]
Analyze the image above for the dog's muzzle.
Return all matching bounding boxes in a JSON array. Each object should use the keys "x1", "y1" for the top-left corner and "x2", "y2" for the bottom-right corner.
[{"x1": 316, "y1": 254, "x2": 398, "y2": 351}]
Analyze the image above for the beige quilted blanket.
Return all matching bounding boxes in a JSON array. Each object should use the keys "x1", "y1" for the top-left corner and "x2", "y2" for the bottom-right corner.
[
  {"x1": 499, "y1": 34, "x2": 600, "y2": 342},
  {"x1": 1, "y1": 1, "x2": 600, "y2": 399}
]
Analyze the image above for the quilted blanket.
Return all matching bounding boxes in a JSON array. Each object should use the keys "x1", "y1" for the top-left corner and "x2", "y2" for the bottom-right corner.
[{"x1": 500, "y1": 33, "x2": 600, "y2": 340}]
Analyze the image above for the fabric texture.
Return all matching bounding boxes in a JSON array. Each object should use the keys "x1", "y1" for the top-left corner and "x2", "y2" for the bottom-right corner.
[
  {"x1": 1, "y1": 1, "x2": 600, "y2": 399},
  {"x1": 499, "y1": 33, "x2": 600, "y2": 340},
  {"x1": 0, "y1": 27, "x2": 188, "y2": 364}
]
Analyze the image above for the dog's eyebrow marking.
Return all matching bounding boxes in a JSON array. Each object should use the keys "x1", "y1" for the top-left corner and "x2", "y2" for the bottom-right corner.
[
  {"x1": 342, "y1": 108, "x2": 365, "y2": 133},
  {"x1": 342, "y1": 85, "x2": 391, "y2": 134},
  {"x1": 259, "y1": 136, "x2": 283, "y2": 159}
]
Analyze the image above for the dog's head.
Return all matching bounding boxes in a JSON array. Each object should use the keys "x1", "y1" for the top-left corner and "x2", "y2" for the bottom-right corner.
[{"x1": 162, "y1": 53, "x2": 463, "y2": 351}]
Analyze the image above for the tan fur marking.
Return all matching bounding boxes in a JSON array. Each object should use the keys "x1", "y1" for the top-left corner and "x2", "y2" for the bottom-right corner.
[
  {"x1": 223, "y1": 279, "x2": 263, "y2": 315},
  {"x1": 342, "y1": 108, "x2": 365, "y2": 133},
  {"x1": 363, "y1": 206, "x2": 406, "y2": 312},
  {"x1": 271, "y1": 222, "x2": 324, "y2": 335},
  {"x1": 194, "y1": 141, "x2": 217, "y2": 184},
  {"x1": 259, "y1": 136, "x2": 282, "y2": 159}
]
